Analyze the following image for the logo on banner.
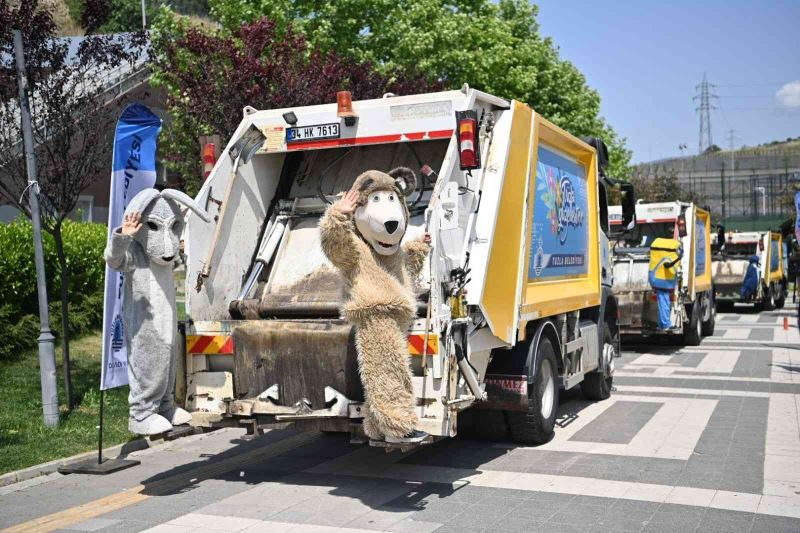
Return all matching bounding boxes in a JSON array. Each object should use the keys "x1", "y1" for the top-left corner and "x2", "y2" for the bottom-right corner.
[{"x1": 111, "y1": 315, "x2": 124, "y2": 351}]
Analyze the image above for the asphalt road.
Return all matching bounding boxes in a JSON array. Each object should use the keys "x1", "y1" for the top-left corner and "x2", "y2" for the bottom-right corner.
[{"x1": 1, "y1": 303, "x2": 799, "y2": 533}]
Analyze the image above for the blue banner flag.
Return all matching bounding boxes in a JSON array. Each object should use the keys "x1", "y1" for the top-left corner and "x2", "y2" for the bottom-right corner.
[{"x1": 100, "y1": 103, "x2": 162, "y2": 390}]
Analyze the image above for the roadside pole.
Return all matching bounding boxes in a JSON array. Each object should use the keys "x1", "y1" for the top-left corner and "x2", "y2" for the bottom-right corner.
[{"x1": 14, "y1": 30, "x2": 59, "y2": 428}]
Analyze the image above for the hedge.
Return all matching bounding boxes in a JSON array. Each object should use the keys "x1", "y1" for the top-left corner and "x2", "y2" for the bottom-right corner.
[{"x1": 0, "y1": 219, "x2": 108, "y2": 361}]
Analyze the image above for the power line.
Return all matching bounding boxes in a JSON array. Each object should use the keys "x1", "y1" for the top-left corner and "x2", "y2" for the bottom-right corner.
[
  {"x1": 715, "y1": 81, "x2": 789, "y2": 88},
  {"x1": 694, "y1": 73, "x2": 718, "y2": 154}
]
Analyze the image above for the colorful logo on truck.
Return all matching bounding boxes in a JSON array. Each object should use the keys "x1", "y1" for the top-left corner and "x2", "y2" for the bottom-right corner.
[
  {"x1": 540, "y1": 168, "x2": 585, "y2": 244},
  {"x1": 529, "y1": 147, "x2": 589, "y2": 281}
]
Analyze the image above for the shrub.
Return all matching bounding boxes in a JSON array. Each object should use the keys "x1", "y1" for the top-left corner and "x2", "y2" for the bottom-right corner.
[
  {"x1": 0, "y1": 218, "x2": 107, "y2": 318},
  {"x1": 0, "y1": 218, "x2": 107, "y2": 361}
]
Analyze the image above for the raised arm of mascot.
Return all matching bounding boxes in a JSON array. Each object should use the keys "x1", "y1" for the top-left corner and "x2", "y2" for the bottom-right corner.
[{"x1": 319, "y1": 167, "x2": 431, "y2": 444}]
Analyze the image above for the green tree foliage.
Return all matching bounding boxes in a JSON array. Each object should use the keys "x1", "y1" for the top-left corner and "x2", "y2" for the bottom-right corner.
[
  {"x1": 67, "y1": 0, "x2": 155, "y2": 33},
  {"x1": 206, "y1": 0, "x2": 631, "y2": 177},
  {"x1": 152, "y1": 11, "x2": 442, "y2": 194}
]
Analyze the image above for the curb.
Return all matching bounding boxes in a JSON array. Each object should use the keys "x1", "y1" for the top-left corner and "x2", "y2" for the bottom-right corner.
[{"x1": 0, "y1": 438, "x2": 150, "y2": 488}]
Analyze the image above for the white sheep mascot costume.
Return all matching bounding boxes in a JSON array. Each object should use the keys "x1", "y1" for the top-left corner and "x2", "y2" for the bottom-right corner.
[
  {"x1": 105, "y1": 188, "x2": 210, "y2": 435},
  {"x1": 319, "y1": 168, "x2": 430, "y2": 444}
]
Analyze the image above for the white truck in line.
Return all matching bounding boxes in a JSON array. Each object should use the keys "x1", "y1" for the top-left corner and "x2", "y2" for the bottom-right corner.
[
  {"x1": 178, "y1": 87, "x2": 635, "y2": 446},
  {"x1": 610, "y1": 201, "x2": 715, "y2": 345},
  {"x1": 712, "y1": 230, "x2": 788, "y2": 311}
]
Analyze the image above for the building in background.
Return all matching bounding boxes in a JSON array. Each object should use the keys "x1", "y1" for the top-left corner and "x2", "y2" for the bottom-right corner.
[{"x1": 636, "y1": 142, "x2": 800, "y2": 231}]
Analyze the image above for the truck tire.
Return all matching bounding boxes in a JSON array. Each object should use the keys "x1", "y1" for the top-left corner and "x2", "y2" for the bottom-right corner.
[
  {"x1": 763, "y1": 284, "x2": 775, "y2": 311},
  {"x1": 456, "y1": 406, "x2": 508, "y2": 441},
  {"x1": 701, "y1": 292, "x2": 716, "y2": 337},
  {"x1": 474, "y1": 410, "x2": 509, "y2": 441},
  {"x1": 507, "y1": 336, "x2": 558, "y2": 445},
  {"x1": 581, "y1": 325, "x2": 614, "y2": 401},
  {"x1": 456, "y1": 408, "x2": 477, "y2": 438},
  {"x1": 775, "y1": 283, "x2": 786, "y2": 309},
  {"x1": 683, "y1": 301, "x2": 702, "y2": 346}
]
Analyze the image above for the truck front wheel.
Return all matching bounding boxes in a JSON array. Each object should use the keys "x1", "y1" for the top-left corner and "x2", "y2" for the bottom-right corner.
[
  {"x1": 581, "y1": 325, "x2": 614, "y2": 401},
  {"x1": 507, "y1": 336, "x2": 558, "y2": 445}
]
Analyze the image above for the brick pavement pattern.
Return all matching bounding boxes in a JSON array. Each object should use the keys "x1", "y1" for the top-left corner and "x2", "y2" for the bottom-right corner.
[{"x1": 1, "y1": 303, "x2": 799, "y2": 533}]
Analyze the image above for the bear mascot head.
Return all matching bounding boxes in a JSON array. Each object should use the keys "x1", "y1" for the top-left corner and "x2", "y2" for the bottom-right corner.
[{"x1": 350, "y1": 167, "x2": 417, "y2": 256}]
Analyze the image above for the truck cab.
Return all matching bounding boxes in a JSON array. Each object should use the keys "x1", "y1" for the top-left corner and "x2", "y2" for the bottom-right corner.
[
  {"x1": 180, "y1": 87, "x2": 630, "y2": 447},
  {"x1": 610, "y1": 201, "x2": 715, "y2": 345}
]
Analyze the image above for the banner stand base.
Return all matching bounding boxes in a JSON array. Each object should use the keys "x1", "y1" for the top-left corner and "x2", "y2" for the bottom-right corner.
[
  {"x1": 59, "y1": 388, "x2": 140, "y2": 475},
  {"x1": 58, "y1": 457, "x2": 140, "y2": 475},
  {"x1": 58, "y1": 457, "x2": 142, "y2": 476}
]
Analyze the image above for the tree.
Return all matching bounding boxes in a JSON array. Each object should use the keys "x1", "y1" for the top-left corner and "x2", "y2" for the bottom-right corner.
[
  {"x1": 0, "y1": 0, "x2": 147, "y2": 408},
  {"x1": 152, "y1": 14, "x2": 442, "y2": 194},
  {"x1": 205, "y1": 0, "x2": 631, "y2": 178},
  {"x1": 68, "y1": 0, "x2": 154, "y2": 33}
]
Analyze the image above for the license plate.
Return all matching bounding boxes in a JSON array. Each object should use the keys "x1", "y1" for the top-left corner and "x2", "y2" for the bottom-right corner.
[{"x1": 286, "y1": 123, "x2": 340, "y2": 142}]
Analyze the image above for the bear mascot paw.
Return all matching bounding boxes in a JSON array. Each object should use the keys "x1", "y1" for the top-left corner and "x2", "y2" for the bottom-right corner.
[{"x1": 319, "y1": 168, "x2": 431, "y2": 443}]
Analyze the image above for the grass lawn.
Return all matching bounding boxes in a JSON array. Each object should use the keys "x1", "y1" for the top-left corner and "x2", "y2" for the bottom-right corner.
[{"x1": 0, "y1": 332, "x2": 134, "y2": 475}]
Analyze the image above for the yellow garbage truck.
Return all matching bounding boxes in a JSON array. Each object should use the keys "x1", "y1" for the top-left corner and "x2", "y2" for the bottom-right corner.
[
  {"x1": 609, "y1": 202, "x2": 715, "y2": 345},
  {"x1": 179, "y1": 87, "x2": 634, "y2": 446},
  {"x1": 712, "y1": 230, "x2": 787, "y2": 311}
]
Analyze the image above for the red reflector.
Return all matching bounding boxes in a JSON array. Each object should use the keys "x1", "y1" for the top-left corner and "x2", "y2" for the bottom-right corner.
[{"x1": 455, "y1": 110, "x2": 480, "y2": 171}]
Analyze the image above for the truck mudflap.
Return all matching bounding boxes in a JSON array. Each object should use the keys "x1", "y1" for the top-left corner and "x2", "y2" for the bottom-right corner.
[{"x1": 477, "y1": 374, "x2": 528, "y2": 412}]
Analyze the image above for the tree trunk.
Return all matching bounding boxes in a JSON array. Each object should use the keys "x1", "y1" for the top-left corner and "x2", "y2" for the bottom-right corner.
[{"x1": 53, "y1": 222, "x2": 73, "y2": 411}]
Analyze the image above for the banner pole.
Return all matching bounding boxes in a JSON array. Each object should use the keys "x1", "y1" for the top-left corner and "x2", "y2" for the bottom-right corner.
[{"x1": 98, "y1": 388, "x2": 104, "y2": 464}]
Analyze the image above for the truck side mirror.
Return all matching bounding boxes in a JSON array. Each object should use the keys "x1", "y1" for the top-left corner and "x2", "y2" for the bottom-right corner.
[{"x1": 620, "y1": 182, "x2": 636, "y2": 230}]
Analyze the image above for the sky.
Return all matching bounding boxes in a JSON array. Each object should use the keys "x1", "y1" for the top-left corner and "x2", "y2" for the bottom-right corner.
[{"x1": 533, "y1": 0, "x2": 800, "y2": 163}]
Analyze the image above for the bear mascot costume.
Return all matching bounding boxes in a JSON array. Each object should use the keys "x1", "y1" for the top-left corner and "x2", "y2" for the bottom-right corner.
[
  {"x1": 319, "y1": 168, "x2": 430, "y2": 443},
  {"x1": 105, "y1": 188, "x2": 210, "y2": 435}
]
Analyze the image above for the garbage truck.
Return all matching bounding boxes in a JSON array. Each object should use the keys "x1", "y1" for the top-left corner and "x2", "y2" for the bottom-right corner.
[
  {"x1": 712, "y1": 230, "x2": 787, "y2": 311},
  {"x1": 179, "y1": 87, "x2": 634, "y2": 447},
  {"x1": 609, "y1": 201, "x2": 715, "y2": 345}
]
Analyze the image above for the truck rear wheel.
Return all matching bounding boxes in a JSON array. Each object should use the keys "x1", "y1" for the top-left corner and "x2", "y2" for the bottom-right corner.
[
  {"x1": 581, "y1": 325, "x2": 614, "y2": 401},
  {"x1": 683, "y1": 301, "x2": 702, "y2": 346},
  {"x1": 701, "y1": 292, "x2": 716, "y2": 337},
  {"x1": 763, "y1": 284, "x2": 776, "y2": 311},
  {"x1": 507, "y1": 336, "x2": 558, "y2": 445},
  {"x1": 775, "y1": 286, "x2": 786, "y2": 309}
]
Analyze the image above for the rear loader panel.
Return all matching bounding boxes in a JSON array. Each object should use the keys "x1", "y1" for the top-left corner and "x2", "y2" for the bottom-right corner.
[
  {"x1": 691, "y1": 206, "x2": 712, "y2": 295},
  {"x1": 767, "y1": 231, "x2": 784, "y2": 284},
  {"x1": 521, "y1": 118, "x2": 601, "y2": 323},
  {"x1": 480, "y1": 101, "x2": 533, "y2": 344}
]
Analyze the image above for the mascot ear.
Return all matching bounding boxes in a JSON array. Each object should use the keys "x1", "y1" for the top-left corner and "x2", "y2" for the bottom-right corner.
[
  {"x1": 161, "y1": 189, "x2": 212, "y2": 223},
  {"x1": 125, "y1": 188, "x2": 160, "y2": 217},
  {"x1": 388, "y1": 167, "x2": 417, "y2": 198}
]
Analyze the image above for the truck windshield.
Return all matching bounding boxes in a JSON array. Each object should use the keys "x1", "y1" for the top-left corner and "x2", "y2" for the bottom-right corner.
[
  {"x1": 616, "y1": 222, "x2": 675, "y2": 248},
  {"x1": 723, "y1": 242, "x2": 758, "y2": 257}
]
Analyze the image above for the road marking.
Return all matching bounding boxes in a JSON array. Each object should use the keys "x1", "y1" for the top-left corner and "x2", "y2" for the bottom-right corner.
[
  {"x1": 1, "y1": 431, "x2": 320, "y2": 533},
  {"x1": 615, "y1": 372, "x2": 776, "y2": 383},
  {"x1": 306, "y1": 451, "x2": 800, "y2": 519},
  {"x1": 524, "y1": 395, "x2": 716, "y2": 460},
  {"x1": 614, "y1": 385, "x2": 771, "y2": 398},
  {"x1": 764, "y1": 393, "x2": 800, "y2": 498}
]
